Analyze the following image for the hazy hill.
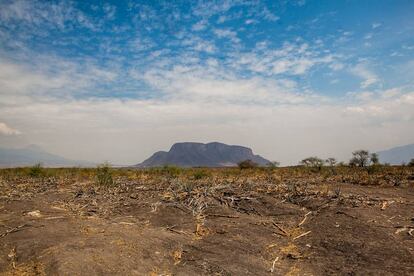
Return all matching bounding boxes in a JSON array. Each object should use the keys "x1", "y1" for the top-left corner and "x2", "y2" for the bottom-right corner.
[
  {"x1": 135, "y1": 142, "x2": 271, "y2": 168},
  {"x1": 377, "y1": 143, "x2": 414, "y2": 165},
  {"x1": 0, "y1": 144, "x2": 94, "y2": 167}
]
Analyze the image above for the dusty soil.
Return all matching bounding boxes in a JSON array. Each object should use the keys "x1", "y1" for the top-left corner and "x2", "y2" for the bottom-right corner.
[{"x1": 1, "y1": 168, "x2": 414, "y2": 275}]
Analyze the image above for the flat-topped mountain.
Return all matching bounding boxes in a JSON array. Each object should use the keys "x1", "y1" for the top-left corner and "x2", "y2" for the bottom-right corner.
[{"x1": 135, "y1": 142, "x2": 271, "y2": 167}]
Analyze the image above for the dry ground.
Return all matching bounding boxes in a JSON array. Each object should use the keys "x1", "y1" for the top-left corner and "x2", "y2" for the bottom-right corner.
[{"x1": 0, "y1": 166, "x2": 414, "y2": 275}]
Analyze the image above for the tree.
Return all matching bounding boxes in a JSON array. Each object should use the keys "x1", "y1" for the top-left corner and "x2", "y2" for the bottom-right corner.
[
  {"x1": 300, "y1": 157, "x2": 324, "y2": 171},
  {"x1": 238, "y1": 159, "x2": 258, "y2": 169},
  {"x1": 370, "y1": 153, "x2": 379, "y2": 165},
  {"x1": 267, "y1": 161, "x2": 280, "y2": 168},
  {"x1": 408, "y1": 159, "x2": 414, "y2": 167},
  {"x1": 325, "y1": 157, "x2": 337, "y2": 167},
  {"x1": 349, "y1": 150, "x2": 370, "y2": 167}
]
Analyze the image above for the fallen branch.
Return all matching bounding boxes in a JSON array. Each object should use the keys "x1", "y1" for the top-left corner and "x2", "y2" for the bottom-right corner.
[
  {"x1": 166, "y1": 225, "x2": 190, "y2": 236},
  {"x1": 336, "y1": 211, "x2": 357, "y2": 219},
  {"x1": 270, "y1": 257, "x2": 279, "y2": 273},
  {"x1": 272, "y1": 222, "x2": 288, "y2": 236},
  {"x1": 298, "y1": 211, "x2": 312, "y2": 227},
  {"x1": 293, "y1": 230, "x2": 311, "y2": 241},
  {"x1": 0, "y1": 224, "x2": 28, "y2": 238},
  {"x1": 206, "y1": 214, "x2": 240, "y2": 219}
]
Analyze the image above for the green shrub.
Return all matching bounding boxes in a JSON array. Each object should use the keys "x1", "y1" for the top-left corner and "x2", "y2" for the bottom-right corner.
[
  {"x1": 29, "y1": 163, "x2": 44, "y2": 177},
  {"x1": 192, "y1": 169, "x2": 210, "y2": 180},
  {"x1": 161, "y1": 165, "x2": 182, "y2": 177},
  {"x1": 96, "y1": 163, "x2": 114, "y2": 186}
]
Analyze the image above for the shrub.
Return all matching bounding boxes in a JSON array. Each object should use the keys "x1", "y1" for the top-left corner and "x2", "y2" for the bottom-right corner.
[
  {"x1": 161, "y1": 165, "x2": 182, "y2": 177},
  {"x1": 408, "y1": 159, "x2": 414, "y2": 167},
  {"x1": 238, "y1": 159, "x2": 258, "y2": 169},
  {"x1": 96, "y1": 162, "x2": 114, "y2": 187},
  {"x1": 192, "y1": 170, "x2": 210, "y2": 180},
  {"x1": 29, "y1": 163, "x2": 44, "y2": 177},
  {"x1": 325, "y1": 157, "x2": 337, "y2": 167},
  {"x1": 267, "y1": 161, "x2": 280, "y2": 168}
]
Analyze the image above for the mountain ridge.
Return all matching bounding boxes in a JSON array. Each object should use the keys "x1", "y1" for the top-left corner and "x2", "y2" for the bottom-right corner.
[
  {"x1": 0, "y1": 144, "x2": 94, "y2": 167},
  {"x1": 377, "y1": 143, "x2": 414, "y2": 164},
  {"x1": 135, "y1": 142, "x2": 271, "y2": 167}
]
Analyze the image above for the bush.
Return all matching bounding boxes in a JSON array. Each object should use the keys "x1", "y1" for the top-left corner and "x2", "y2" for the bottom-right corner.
[
  {"x1": 192, "y1": 170, "x2": 210, "y2": 180},
  {"x1": 238, "y1": 159, "x2": 258, "y2": 169},
  {"x1": 96, "y1": 162, "x2": 114, "y2": 187},
  {"x1": 408, "y1": 159, "x2": 414, "y2": 167},
  {"x1": 267, "y1": 161, "x2": 280, "y2": 168},
  {"x1": 325, "y1": 158, "x2": 337, "y2": 167},
  {"x1": 161, "y1": 165, "x2": 182, "y2": 177},
  {"x1": 29, "y1": 163, "x2": 44, "y2": 177}
]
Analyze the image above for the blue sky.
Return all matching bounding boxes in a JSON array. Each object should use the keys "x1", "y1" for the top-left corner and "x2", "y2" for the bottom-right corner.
[{"x1": 0, "y1": 0, "x2": 414, "y2": 164}]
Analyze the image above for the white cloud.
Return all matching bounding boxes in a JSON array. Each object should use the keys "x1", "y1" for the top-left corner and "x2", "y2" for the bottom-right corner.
[
  {"x1": 103, "y1": 3, "x2": 116, "y2": 20},
  {"x1": 0, "y1": 122, "x2": 21, "y2": 135},
  {"x1": 0, "y1": 0, "x2": 99, "y2": 31},
  {"x1": 232, "y1": 42, "x2": 335, "y2": 76},
  {"x1": 350, "y1": 63, "x2": 379, "y2": 89},
  {"x1": 372, "y1": 22, "x2": 382, "y2": 29},
  {"x1": 192, "y1": 19, "x2": 208, "y2": 31},
  {"x1": 213, "y1": 29, "x2": 240, "y2": 44}
]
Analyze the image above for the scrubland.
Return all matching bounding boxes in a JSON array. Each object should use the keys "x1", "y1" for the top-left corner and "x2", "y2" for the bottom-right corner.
[{"x1": 1, "y1": 165, "x2": 414, "y2": 275}]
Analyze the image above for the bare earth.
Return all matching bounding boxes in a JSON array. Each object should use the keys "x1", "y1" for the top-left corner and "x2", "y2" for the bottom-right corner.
[{"x1": 1, "y1": 167, "x2": 414, "y2": 275}]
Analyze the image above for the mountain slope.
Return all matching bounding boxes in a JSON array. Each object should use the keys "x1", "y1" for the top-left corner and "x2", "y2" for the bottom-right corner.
[
  {"x1": 377, "y1": 143, "x2": 414, "y2": 165},
  {"x1": 0, "y1": 145, "x2": 93, "y2": 167},
  {"x1": 135, "y1": 142, "x2": 271, "y2": 167}
]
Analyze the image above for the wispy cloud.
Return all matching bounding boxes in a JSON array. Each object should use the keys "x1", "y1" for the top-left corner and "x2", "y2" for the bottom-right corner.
[{"x1": 350, "y1": 63, "x2": 379, "y2": 89}]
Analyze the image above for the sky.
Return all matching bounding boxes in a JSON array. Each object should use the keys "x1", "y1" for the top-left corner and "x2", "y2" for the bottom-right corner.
[{"x1": 0, "y1": 0, "x2": 414, "y2": 165}]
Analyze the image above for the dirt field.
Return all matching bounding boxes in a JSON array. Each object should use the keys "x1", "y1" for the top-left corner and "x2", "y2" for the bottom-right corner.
[{"x1": 1, "y1": 166, "x2": 414, "y2": 275}]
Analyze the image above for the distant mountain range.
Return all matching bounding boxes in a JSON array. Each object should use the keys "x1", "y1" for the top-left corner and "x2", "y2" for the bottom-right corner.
[
  {"x1": 0, "y1": 145, "x2": 94, "y2": 167},
  {"x1": 377, "y1": 143, "x2": 414, "y2": 165},
  {"x1": 135, "y1": 142, "x2": 271, "y2": 167}
]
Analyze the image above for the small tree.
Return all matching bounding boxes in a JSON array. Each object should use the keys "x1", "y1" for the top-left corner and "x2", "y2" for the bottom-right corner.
[
  {"x1": 267, "y1": 161, "x2": 280, "y2": 168},
  {"x1": 349, "y1": 150, "x2": 370, "y2": 167},
  {"x1": 325, "y1": 157, "x2": 337, "y2": 167},
  {"x1": 370, "y1": 153, "x2": 380, "y2": 165},
  {"x1": 238, "y1": 159, "x2": 258, "y2": 169},
  {"x1": 300, "y1": 157, "x2": 324, "y2": 171},
  {"x1": 96, "y1": 162, "x2": 114, "y2": 187},
  {"x1": 408, "y1": 159, "x2": 414, "y2": 167}
]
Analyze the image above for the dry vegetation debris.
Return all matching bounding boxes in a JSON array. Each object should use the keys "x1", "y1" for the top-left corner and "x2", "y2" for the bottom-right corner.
[{"x1": 0, "y1": 166, "x2": 414, "y2": 275}]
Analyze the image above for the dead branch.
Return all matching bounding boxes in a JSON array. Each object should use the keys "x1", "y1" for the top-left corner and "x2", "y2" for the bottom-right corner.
[
  {"x1": 272, "y1": 222, "x2": 288, "y2": 236},
  {"x1": 293, "y1": 230, "x2": 311, "y2": 241},
  {"x1": 298, "y1": 211, "x2": 312, "y2": 227},
  {"x1": 206, "y1": 214, "x2": 240, "y2": 219},
  {"x1": 0, "y1": 224, "x2": 28, "y2": 238},
  {"x1": 270, "y1": 257, "x2": 279, "y2": 273}
]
